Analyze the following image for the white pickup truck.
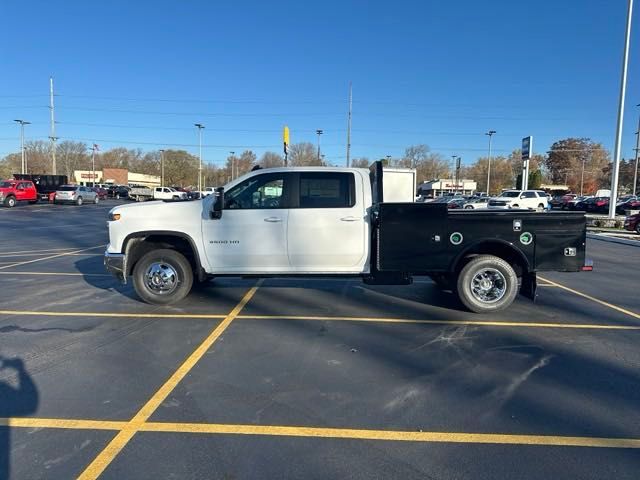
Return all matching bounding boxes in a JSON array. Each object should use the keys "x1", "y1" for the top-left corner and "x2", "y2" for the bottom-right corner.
[
  {"x1": 128, "y1": 186, "x2": 188, "y2": 202},
  {"x1": 105, "y1": 163, "x2": 589, "y2": 313}
]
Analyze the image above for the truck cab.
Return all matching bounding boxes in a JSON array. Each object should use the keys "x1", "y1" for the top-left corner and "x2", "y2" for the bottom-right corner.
[{"x1": 0, "y1": 179, "x2": 38, "y2": 207}]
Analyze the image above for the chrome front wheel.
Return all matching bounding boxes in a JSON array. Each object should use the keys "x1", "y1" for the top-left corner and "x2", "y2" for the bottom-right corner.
[{"x1": 144, "y1": 262, "x2": 179, "y2": 295}]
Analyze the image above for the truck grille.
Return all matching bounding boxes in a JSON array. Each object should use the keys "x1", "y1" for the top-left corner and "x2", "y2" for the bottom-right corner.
[{"x1": 489, "y1": 200, "x2": 507, "y2": 207}]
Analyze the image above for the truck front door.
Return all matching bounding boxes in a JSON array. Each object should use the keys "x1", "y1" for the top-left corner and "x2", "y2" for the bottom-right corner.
[
  {"x1": 287, "y1": 171, "x2": 368, "y2": 272},
  {"x1": 203, "y1": 172, "x2": 292, "y2": 273}
]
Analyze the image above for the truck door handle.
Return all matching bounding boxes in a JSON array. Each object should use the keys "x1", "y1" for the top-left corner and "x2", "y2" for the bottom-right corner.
[
  {"x1": 340, "y1": 216, "x2": 359, "y2": 222},
  {"x1": 263, "y1": 217, "x2": 282, "y2": 222}
]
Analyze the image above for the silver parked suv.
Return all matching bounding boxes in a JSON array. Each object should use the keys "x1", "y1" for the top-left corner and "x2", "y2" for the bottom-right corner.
[{"x1": 54, "y1": 185, "x2": 99, "y2": 205}]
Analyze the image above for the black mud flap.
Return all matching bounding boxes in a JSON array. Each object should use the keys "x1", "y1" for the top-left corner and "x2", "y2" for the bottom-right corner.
[{"x1": 520, "y1": 272, "x2": 538, "y2": 301}]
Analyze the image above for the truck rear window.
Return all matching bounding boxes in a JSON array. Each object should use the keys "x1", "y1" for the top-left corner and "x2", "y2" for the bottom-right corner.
[{"x1": 299, "y1": 172, "x2": 355, "y2": 208}]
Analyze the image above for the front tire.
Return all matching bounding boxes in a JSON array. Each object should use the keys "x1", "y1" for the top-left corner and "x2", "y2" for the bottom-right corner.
[
  {"x1": 456, "y1": 255, "x2": 518, "y2": 314},
  {"x1": 94, "y1": 196, "x2": 99, "y2": 204},
  {"x1": 132, "y1": 249, "x2": 193, "y2": 305},
  {"x1": 4, "y1": 196, "x2": 16, "y2": 208},
  {"x1": 76, "y1": 196, "x2": 83, "y2": 206}
]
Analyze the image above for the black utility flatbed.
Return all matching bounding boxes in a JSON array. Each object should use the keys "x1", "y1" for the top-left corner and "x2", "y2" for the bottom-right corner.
[{"x1": 367, "y1": 162, "x2": 589, "y2": 313}]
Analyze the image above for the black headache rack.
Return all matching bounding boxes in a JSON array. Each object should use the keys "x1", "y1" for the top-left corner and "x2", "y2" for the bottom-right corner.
[
  {"x1": 13, "y1": 174, "x2": 68, "y2": 198},
  {"x1": 366, "y1": 161, "x2": 590, "y2": 293}
]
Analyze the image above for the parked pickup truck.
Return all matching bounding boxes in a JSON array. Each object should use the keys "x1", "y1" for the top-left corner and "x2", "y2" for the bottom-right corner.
[
  {"x1": 104, "y1": 162, "x2": 590, "y2": 313},
  {"x1": 0, "y1": 179, "x2": 39, "y2": 207},
  {"x1": 128, "y1": 186, "x2": 188, "y2": 202}
]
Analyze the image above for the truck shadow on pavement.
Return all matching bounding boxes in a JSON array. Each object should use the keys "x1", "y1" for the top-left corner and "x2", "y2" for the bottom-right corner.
[{"x1": 0, "y1": 356, "x2": 38, "y2": 480}]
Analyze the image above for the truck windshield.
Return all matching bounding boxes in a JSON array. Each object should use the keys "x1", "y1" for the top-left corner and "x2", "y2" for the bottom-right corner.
[
  {"x1": 501, "y1": 191, "x2": 520, "y2": 198},
  {"x1": 0, "y1": 181, "x2": 15, "y2": 188}
]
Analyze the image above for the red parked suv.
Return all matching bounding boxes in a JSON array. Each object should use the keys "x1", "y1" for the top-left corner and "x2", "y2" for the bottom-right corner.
[{"x1": 0, "y1": 179, "x2": 38, "y2": 207}]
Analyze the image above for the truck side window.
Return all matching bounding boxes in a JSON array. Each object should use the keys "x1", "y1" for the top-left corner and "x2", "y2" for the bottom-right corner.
[
  {"x1": 523, "y1": 192, "x2": 537, "y2": 198},
  {"x1": 299, "y1": 172, "x2": 355, "y2": 208},
  {"x1": 225, "y1": 174, "x2": 286, "y2": 209}
]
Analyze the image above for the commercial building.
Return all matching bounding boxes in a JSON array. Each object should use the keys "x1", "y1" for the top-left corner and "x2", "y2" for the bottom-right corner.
[
  {"x1": 73, "y1": 168, "x2": 160, "y2": 187},
  {"x1": 418, "y1": 179, "x2": 477, "y2": 197}
]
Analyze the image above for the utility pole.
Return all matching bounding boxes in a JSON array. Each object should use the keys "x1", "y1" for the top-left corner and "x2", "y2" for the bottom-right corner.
[
  {"x1": 14, "y1": 119, "x2": 30, "y2": 174},
  {"x1": 316, "y1": 129, "x2": 323, "y2": 162},
  {"x1": 451, "y1": 155, "x2": 457, "y2": 186},
  {"x1": 633, "y1": 104, "x2": 640, "y2": 196},
  {"x1": 159, "y1": 149, "x2": 165, "y2": 187},
  {"x1": 194, "y1": 123, "x2": 205, "y2": 191},
  {"x1": 346, "y1": 82, "x2": 352, "y2": 167},
  {"x1": 609, "y1": 0, "x2": 634, "y2": 219},
  {"x1": 485, "y1": 130, "x2": 496, "y2": 195},
  {"x1": 229, "y1": 151, "x2": 236, "y2": 180},
  {"x1": 580, "y1": 156, "x2": 587, "y2": 196},
  {"x1": 91, "y1": 144, "x2": 99, "y2": 187},
  {"x1": 49, "y1": 76, "x2": 57, "y2": 174}
]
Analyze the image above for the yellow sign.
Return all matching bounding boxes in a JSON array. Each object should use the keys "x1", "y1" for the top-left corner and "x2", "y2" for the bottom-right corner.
[{"x1": 283, "y1": 126, "x2": 290, "y2": 145}]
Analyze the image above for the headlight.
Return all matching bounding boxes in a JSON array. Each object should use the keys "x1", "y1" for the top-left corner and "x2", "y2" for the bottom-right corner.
[{"x1": 108, "y1": 212, "x2": 121, "y2": 221}]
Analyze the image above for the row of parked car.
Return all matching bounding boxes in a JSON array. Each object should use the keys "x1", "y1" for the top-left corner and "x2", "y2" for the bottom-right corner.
[
  {"x1": 550, "y1": 194, "x2": 640, "y2": 214},
  {"x1": 420, "y1": 189, "x2": 551, "y2": 211}
]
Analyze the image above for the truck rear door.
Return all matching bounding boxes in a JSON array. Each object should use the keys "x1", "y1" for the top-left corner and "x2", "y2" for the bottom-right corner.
[{"x1": 287, "y1": 171, "x2": 368, "y2": 272}]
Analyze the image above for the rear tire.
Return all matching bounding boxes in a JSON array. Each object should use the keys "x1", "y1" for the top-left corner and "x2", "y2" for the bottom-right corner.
[
  {"x1": 537, "y1": 203, "x2": 545, "y2": 211},
  {"x1": 4, "y1": 196, "x2": 16, "y2": 208},
  {"x1": 636, "y1": 224, "x2": 640, "y2": 235},
  {"x1": 132, "y1": 249, "x2": 193, "y2": 305},
  {"x1": 456, "y1": 255, "x2": 518, "y2": 314},
  {"x1": 464, "y1": 205, "x2": 473, "y2": 209},
  {"x1": 94, "y1": 196, "x2": 99, "y2": 204},
  {"x1": 76, "y1": 196, "x2": 83, "y2": 206}
]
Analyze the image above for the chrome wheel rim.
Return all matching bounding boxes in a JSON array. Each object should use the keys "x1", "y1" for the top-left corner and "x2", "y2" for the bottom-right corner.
[
  {"x1": 470, "y1": 268, "x2": 507, "y2": 303},
  {"x1": 145, "y1": 262, "x2": 178, "y2": 295}
]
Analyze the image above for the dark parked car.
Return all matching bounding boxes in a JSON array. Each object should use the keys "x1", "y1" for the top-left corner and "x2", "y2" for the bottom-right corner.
[
  {"x1": 616, "y1": 197, "x2": 640, "y2": 215},
  {"x1": 108, "y1": 185, "x2": 129, "y2": 199},
  {"x1": 91, "y1": 186, "x2": 108, "y2": 200},
  {"x1": 624, "y1": 213, "x2": 640, "y2": 234},
  {"x1": 551, "y1": 194, "x2": 576, "y2": 209}
]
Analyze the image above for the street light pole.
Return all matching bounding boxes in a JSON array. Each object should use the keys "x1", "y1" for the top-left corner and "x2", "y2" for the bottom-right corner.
[
  {"x1": 580, "y1": 155, "x2": 587, "y2": 196},
  {"x1": 316, "y1": 129, "x2": 323, "y2": 162},
  {"x1": 485, "y1": 130, "x2": 496, "y2": 195},
  {"x1": 91, "y1": 144, "x2": 98, "y2": 187},
  {"x1": 194, "y1": 123, "x2": 205, "y2": 192},
  {"x1": 14, "y1": 119, "x2": 31, "y2": 174},
  {"x1": 229, "y1": 151, "x2": 236, "y2": 180},
  {"x1": 159, "y1": 149, "x2": 165, "y2": 188},
  {"x1": 633, "y1": 104, "x2": 640, "y2": 196},
  {"x1": 608, "y1": 0, "x2": 634, "y2": 219}
]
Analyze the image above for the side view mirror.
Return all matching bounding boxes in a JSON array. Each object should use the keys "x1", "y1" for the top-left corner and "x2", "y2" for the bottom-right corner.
[
  {"x1": 211, "y1": 187, "x2": 224, "y2": 219},
  {"x1": 520, "y1": 194, "x2": 526, "y2": 199}
]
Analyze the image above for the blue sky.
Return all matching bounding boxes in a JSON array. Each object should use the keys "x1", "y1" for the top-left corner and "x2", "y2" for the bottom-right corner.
[{"x1": 1, "y1": 0, "x2": 639, "y2": 168}]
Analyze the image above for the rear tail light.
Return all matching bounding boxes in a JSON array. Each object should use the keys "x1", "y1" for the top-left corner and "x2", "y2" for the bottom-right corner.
[{"x1": 581, "y1": 259, "x2": 594, "y2": 271}]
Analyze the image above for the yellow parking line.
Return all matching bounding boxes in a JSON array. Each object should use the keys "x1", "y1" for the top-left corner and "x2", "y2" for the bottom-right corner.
[
  {"x1": 0, "y1": 272, "x2": 110, "y2": 276},
  {"x1": 140, "y1": 422, "x2": 640, "y2": 449},
  {"x1": 77, "y1": 281, "x2": 262, "y2": 480},
  {"x1": 0, "y1": 309, "x2": 226, "y2": 319},
  {"x1": 0, "y1": 417, "x2": 126, "y2": 431},
  {"x1": 238, "y1": 315, "x2": 640, "y2": 330},
  {"x1": 538, "y1": 275, "x2": 640, "y2": 320},
  {"x1": 0, "y1": 308, "x2": 636, "y2": 330},
  {"x1": 0, "y1": 244, "x2": 105, "y2": 271},
  {"x1": 4, "y1": 416, "x2": 639, "y2": 449}
]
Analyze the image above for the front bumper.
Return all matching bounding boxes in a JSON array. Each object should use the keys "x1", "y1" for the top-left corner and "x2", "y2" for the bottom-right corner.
[{"x1": 104, "y1": 251, "x2": 126, "y2": 283}]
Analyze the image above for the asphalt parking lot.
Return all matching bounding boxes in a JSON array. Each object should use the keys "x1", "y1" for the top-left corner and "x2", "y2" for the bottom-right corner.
[{"x1": 0, "y1": 200, "x2": 639, "y2": 479}]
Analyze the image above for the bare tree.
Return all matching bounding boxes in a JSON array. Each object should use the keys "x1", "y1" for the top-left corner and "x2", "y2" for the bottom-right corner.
[
  {"x1": 259, "y1": 151, "x2": 284, "y2": 168},
  {"x1": 289, "y1": 142, "x2": 324, "y2": 166},
  {"x1": 350, "y1": 157, "x2": 370, "y2": 168}
]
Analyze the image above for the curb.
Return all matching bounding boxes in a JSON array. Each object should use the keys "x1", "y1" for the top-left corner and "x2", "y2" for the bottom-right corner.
[{"x1": 587, "y1": 233, "x2": 640, "y2": 248}]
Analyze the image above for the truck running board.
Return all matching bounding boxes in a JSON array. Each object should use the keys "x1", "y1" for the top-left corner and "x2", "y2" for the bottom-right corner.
[{"x1": 363, "y1": 272, "x2": 413, "y2": 285}]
